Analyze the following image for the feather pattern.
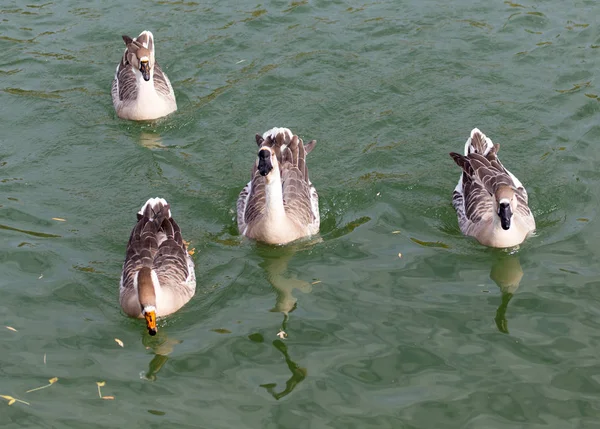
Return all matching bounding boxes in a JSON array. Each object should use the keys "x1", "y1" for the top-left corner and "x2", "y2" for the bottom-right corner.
[
  {"x1": 119, "y1": 198, "x2": 195, "y2": 319},
  {"x1": 237, "y1": 127, "x2": 320, "y2": 245},
  {"x1": 111, "y1": 30, "x2": 177, "y2": 121},
  {"x1": 450, "y1": 128, "x2": 535, "y2": 248}
]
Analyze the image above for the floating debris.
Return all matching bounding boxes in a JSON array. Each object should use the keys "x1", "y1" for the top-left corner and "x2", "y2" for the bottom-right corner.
[
  {"x1": 96, "y1": 381, "x2": 114, "y2": 400},
  {"x1": 26, "y1": 377, "x2": 58, "y2": 393},
  {"x1": 114, "y1": 338, "x2": 124, "y2": 348},
  {"x1": 5, "y1": 326, "x2": 17, "y2": 332},
  {"x1": 52, "y1": 217, "x2": 66, "y2": 222},
  {"x1": 0, "y1": 395, "x2": 30, "y2": 406},
  {"x1": 277, "y1": 330, "x2": 287, "y2": 339}
]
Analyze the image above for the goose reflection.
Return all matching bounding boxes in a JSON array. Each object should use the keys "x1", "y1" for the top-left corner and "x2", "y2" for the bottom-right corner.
[
  {"x1": 249, "y1": 333, "x2": 307, "y2": 400},
  {"x1": 490, "y1": 255, "x2": 523, "y2": 334},
  {"x1": 138, "y1": 131, "x2": 164, "y2": 149},
  {"x1": 257, "y1": 242, "x2": 316, "y2": 334},
  {"x1": 260, "y1": 339, "x2": 307, "y2": 400},
  {"x1": 252, "y1": 242, "x2": 315, "y2": 399},
  {"x1": 141, "y1": 332, "x2": 181, "y2": 381}
]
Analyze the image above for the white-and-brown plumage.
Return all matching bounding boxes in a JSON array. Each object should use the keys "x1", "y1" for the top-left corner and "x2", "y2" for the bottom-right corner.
[
  {"x1": 449, "y1": 128, "x2": 536, "y2": 248},
  {"x1": 111, "y1": 30, "x2": 177, "y2": 120},
  {"x1": 120, "y1": 198, "x2": 195, "y2": 335},
  {"x1": 237, "y1": 127, "x2": 319, "y2": 245}
]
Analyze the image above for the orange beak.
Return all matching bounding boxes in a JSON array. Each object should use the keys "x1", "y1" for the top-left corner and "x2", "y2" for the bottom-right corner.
[{"x1": 144, "y1": 310, "x2": 157, "y2": 336}]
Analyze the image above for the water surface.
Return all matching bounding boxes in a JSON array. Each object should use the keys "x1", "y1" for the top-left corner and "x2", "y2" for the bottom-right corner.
[{"x1": 2, "y1": 0, "x2": 600, "y2": 427}]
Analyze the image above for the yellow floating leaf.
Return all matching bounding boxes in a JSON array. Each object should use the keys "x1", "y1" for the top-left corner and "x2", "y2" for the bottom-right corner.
[
  {"x1": 102, "y1": 396, "x2": 115, "y2": 400},
  {"x1": 0, "y1": 395, "x2": 29, "y2": 406},
  {"x1": 188, "y1": 247, "x2": 196, "y2": 256},
  {"x1": 114, "y1": 338, "x2": 124, "y2": 347},
  {"x1": 398, "y1": 253, "x2": 402, "y2": 258},
  {"x1": 311, "y1": 280, "x2": 321, "y2": 285},
  {"x1": 392, "y1": 230, "x2": 401, "y2": 234},
  {"x1": 96, "y1": 381, "x2": 105, "y2": 387},
  {"x1": 5, "y1": 326, "x2": 17, "y2": 332},
  {"x1": 52, "y1": 217, "x2": 66, "y2": 222},
  {"x1": 26, "y1": 376, "x2": 59, "y2": 393}
]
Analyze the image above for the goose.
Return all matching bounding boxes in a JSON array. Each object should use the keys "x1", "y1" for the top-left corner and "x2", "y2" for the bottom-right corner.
[
  {"x1": 111, "y1": 30, "x2": 177, "y2": 120},
  {"x1": 449, "y1": 128, "x2": 535, "y2": 248},
  {"x1": 237, "y1": 127, "x2": 319, "y2": 245},
  {"x1": 120, "y1": 198, "x2": 195, "y2": 335}
]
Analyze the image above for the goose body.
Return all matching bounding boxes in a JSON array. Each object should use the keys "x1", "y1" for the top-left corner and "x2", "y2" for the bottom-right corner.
[
  {"x1": 237, "y1": 127, "x2": 319, "y2": 245},
  {"x1": 111, "y1": 31, "x2": 177, "y2": 121},
  {"x1": 120, "y1": 198, "x2": 195, "y2": 335},
  {"x1": 449, "y1": 128, "x2": 535, "y2": 248}
]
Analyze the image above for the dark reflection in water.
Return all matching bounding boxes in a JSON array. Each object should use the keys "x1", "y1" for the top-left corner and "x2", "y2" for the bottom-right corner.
[
  {"x1": 141, "y1": 333, "x2": 182, "y2": 381},
  {"x1": 249, "y1": 333, "x2": 307, "y2": 400},
  {"x1": 490, "y1": 255, "x2": 523, "y2": 334},
  {"x1": 250, "y1": 241, "x2": 316, "y2": 399},
  {"x1": 260, "y1": 339, "x2": 307, "y2": 400}
]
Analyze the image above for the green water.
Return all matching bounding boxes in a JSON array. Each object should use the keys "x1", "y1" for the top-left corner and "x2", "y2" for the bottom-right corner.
[{"x1": 2, "y1": 0, "x2": 600, "y2": 427}]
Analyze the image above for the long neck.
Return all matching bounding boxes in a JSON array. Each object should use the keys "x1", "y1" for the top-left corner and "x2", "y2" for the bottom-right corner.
[
  {"x1": 137, "y1": 267, "x2": 157, "y2": 309},
  {"x1": 134, "y1": 66, "x2": 155, "y2": 87},
  {"x1": 264, "y1": 167, "x2": 286, "y2": 221}
]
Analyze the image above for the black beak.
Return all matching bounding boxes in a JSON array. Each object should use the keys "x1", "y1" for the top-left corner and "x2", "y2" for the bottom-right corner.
[
  {"x1": 148, "y1": 328, "x2": 157, "y2": 336},
  {"x1": 140, "y1": 61, "x2": 150, "y2": 81},
  {"x1": 498, "y1": 203, "x2": 512, "y2": 230},
  {"x1": 257, "y1": 149, "x2": 273, "y2": 176}
]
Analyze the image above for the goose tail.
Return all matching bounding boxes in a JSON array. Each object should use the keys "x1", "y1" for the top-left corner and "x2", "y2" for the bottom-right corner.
[
  {"x1": 137, "y1": 197, "x2": 172, "y2": 224},
  {"x1": 135, "y1": 30, "x2": 155, "y2": 52},
  {"x1": 464, "y1": 128, "x2": 494, "y2": 156},
  {"x1": 258, "y1": 127, "x2": 317, "y2": 178}
]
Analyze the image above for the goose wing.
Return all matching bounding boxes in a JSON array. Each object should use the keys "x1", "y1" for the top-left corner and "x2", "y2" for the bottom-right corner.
[
  {"x1": 450, "y1": 151, "x2": 510, "y2": 224},
  {"x1": 237, "y1": 167, "x2": 265, "y2": 234},
  {"x1": 281, "y1": 135, "x2": 318, "y2": 228},
  {"x1": 120, "y1": 213, "x2": 160, "y2": 301},
  {"x1": 152, "y1": 216, "x2": 194, "y2": 288},
  {"x1": 113, "y1": 53, "x2": 138, "y2": 102},
  {"x1": 153, "y1": 63, "x2": 176, "y2": 99}
]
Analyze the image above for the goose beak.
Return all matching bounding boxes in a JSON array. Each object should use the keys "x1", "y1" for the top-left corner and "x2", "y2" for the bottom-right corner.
[
  {"x1": 257, "y1": 149, "x2": 273, "y2": 176},
  {"x1": 140, "y1": 61, "x2": 150, "y2": 81},
  {"x1": 499, "y1": 203, "x2": 512, "y2": 231},
  {"x1": 144, "y1": 310, "x2": 157, "y2": 335}
]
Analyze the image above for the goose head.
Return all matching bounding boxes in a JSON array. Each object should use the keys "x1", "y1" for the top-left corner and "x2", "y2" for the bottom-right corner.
[
  {"x1": 122, "y1": 35, "x2": 155, "y2": 82},
  {"x1": 495, "y1": 185, "x2": 518, "y2": 231},
  {"x1": 136, "y1": 47, "x2": 153, "y2": 81},
  {"x1": 257, "y1": 146, "x2": 279, "y2": 183}
]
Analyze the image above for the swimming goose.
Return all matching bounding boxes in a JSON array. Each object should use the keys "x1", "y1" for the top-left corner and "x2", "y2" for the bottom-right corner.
[
  {"x1": 111, "y1": 30, "x2": 177, "y2": 120},
  {"x1": 449, "y1": 128, "x2": 536, "y2": 248},
  {"x1": 237, "y1": 127, "x2": 319, "y2": 245},
  {"x1": 120, "y1": 198, "x2": 195, "y2": 335}
]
